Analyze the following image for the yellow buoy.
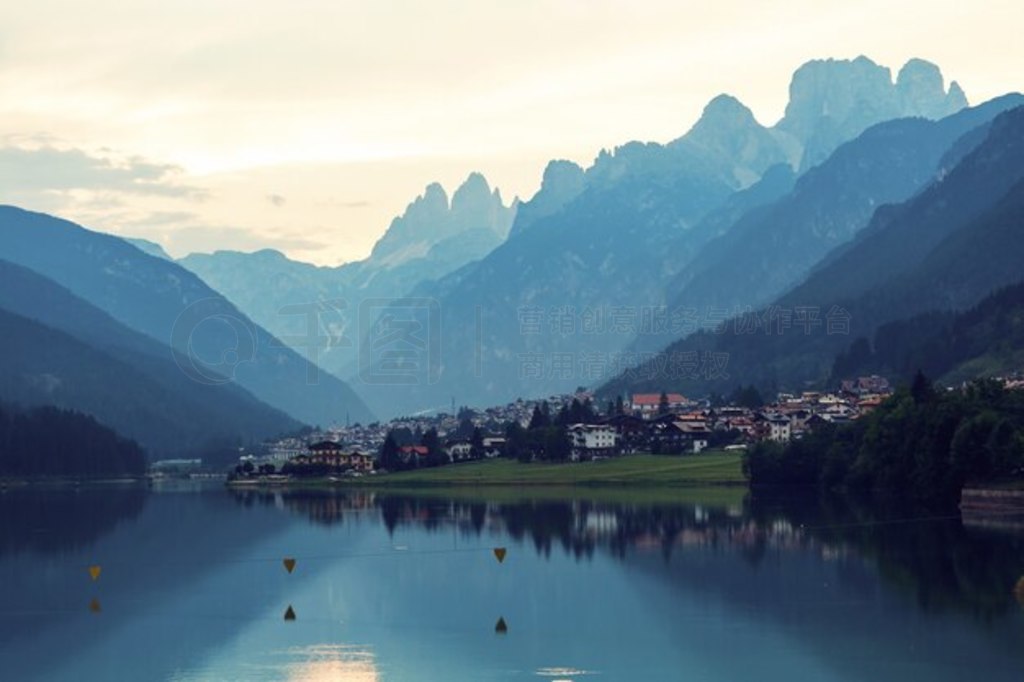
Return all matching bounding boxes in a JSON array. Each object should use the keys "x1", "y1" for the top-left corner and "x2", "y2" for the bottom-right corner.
[
  {"x1": 283, "y1": 557, "x2": 296, "y2": 574},
  {"x1": 88, "y1": 565, "x2": 102, "y2": 581},
  {"x1": 493, "y1": 547, "x2": 507, "y2": 564}
]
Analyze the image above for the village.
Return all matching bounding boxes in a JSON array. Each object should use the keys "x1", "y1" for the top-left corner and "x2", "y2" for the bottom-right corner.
[{"x1": 227, "y1": 375, "x2": 899, "y2": 480}]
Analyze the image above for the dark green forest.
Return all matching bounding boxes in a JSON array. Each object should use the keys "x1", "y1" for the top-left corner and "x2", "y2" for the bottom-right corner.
[
  {"x1": 0, "y1": 403, "x2": 146, "y2": 477},
  {"x1": 832, "y1": 280, "x2": 1024, "y2": 385},
  {"x1": 744, "y1": 375, "x2": 1024, "y2": 504}
]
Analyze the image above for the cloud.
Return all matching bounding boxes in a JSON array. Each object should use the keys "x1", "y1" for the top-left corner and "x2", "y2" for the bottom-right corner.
[
  {"x1": 266, "y1": 193, "x2": 286, "y2": 207},
  {"x1": 0, "y1": 145, "x2": 206, "y2": 199}
]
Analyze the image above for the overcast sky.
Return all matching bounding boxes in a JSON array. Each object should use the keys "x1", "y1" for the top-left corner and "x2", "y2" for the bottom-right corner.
[{"x1": 1, "y1": 1, "x2": 1021, "y2": 265}]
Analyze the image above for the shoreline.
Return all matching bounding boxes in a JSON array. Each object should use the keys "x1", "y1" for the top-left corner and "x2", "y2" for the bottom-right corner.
[
  {"x1": 226, "y1": 453, "x2": 749, "y2": 490},
  {"x1": 0, "y1": 476, "x2": 147, "y2": 488}
]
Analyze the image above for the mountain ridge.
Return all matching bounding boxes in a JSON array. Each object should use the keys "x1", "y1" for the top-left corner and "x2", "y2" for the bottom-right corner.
[
  {"x1": 0, "y1": 206, "x2": 374, "y2": 426},
  {"x1": 599, "y1": 103, "x2": 1024, "y2": 401}
]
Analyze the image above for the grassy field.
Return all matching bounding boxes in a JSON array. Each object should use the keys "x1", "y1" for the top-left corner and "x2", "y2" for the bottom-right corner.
[{"x1": 359, "y1": 452, "x2": 746, "y2": 488}]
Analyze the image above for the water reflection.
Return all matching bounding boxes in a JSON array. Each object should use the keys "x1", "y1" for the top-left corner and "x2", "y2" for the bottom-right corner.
[
  {"x1": 228, "y1": 487, "x2": 1024, "y2": 627},
  {"x1": 0, "y1": 484, "x2": 1020, "y2": 680},
  {"x1": 284, "y1": 645, "x2": 379, "y2": 682},
  {"x1": 0, "y1": 485, "x2": 145, "y2": 555},
  {"x1": 748, "y1": 494, "x2": 1024, "y2": 622}
]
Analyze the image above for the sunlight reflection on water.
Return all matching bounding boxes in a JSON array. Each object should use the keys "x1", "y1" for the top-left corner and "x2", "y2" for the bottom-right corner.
[
  {"x1": 535, "y1": 666, "x2": 595, "y2": 679},
  {"x1": 284, "y1": 644, "x2": 379, "y2": 682}
]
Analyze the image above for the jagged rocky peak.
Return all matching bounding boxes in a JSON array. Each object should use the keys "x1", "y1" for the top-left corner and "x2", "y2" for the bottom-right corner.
[
  {"x1": 369, "y1": 183, "x2": 449, "y2": 262},
  {"x1": 948, "y1": 81, "x2": 968, "y2": 107},
  {"x1": 507, "y1": 160, "x2": 586, "y2": 237},
  {"x1": 896, "y1": 58, "x2": 968, "y2": 118},
  {"x1": 450, "y1": 171, "x2": 493, "y2": 216},
  {"x1": 412, "y1": 182, "x2": 451, "y2": 216},
  {"x1": 540, "y1": 159, "x2": 585, "y2": 197},
  {"x1": 776, "y1": 55, "x2": 968, "y2": 170},
  {"x1": 691, "y1": 94, "x2": 760, "y2": 133},
  {"x1": 779, "y1": 56, "x2": 896, "y2": 136},
  {"x1": 684, "y1": 93, "x2": 792, "y2": 185},
  {"x1": 370, "y1": 172, "x2": 515, "y2": 265},
  {"x1": 450, "y1": 171, "x2": 516, "y2": 237}
]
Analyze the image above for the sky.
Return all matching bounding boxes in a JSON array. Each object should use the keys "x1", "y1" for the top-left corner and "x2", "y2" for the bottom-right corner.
[{"x1": 1, "y1": 1, "x2": 1022, "y2": 266}]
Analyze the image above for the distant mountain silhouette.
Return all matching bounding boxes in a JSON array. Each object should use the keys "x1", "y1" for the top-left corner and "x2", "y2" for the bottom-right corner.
[
  {"x1": 776, "y1": 56, "x2": 967, "y2": 170},
  {"x1": 0, "y1": 259, "x2": 301, "y2": 457},
  {"x1": 158, "y1": 56, "x2": 987, "y2": 418},
  {"x1": 663, "y1": 94, "x2": 1024, "y2": 328},
  {"x1": 180, "y1": 172, "x2": 516, "y2": 379},
  {"x1": 0, "y1": 208, "x2": 373, "y2": 426},
  {"x1": 600, "y1": 104, "x2": 1024, "y2": 399},
  {"x1": 353, "y1": 57, "x2": 980, "y2": 416}
]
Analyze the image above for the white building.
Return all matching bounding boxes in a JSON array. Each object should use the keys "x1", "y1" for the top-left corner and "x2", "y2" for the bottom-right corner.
[
  {"x1": 482, "y1": 437, "x2": 506, "y2": 458},
  {"x1": 768, "y1": 417, "x2": 791, "y2": 443},
  {"x1": 445, "y1": 440, "x2": 473, "y2": 461},
  {"x1": 568, "y1": 424, "x2": 618, "y2": 453}
]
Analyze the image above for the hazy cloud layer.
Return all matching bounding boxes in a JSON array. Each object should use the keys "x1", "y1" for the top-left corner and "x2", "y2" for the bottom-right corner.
[{"x1": 0, "y1": 145, "x2": 204, "y2": 198}]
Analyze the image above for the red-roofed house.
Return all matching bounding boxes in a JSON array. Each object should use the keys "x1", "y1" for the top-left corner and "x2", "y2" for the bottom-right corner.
[
  {"x1": 399, "y1": 445, "x2": 430, "y2": 465},
  {"x1": 631, "y1": 393, "x2": 687, "y2": 416}
]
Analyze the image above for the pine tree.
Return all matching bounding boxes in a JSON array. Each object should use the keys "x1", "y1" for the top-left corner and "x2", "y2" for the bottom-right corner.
[
  {"x1": 422, "y1": 427, "x2": 446, "y2": 467},
  {"x1": 380, "y1": 433, "x2": 401, "y2": 471},
  {"x1": 470, "y1": 427, "x2": 485, "y2": 459}
]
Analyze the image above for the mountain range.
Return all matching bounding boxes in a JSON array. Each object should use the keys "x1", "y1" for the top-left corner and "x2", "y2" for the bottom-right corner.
[
  {"x1": 5, "y1": 54, "x2": 1020, "y2": 435},
  {"x1": 350, "y1": 56, "x2": 982, "y2": 416},
  {"x1": 166, "y1": 55, "x2": 991, "y2": 418},
  {"x1": 600, "y1": 103, "x2": 1024, "y2": 400},
  {"x1": 651, "y1": 93, "x2": 1024, "y2": 348},
  {"x1": 0, "y1": 207, "x2": 374, "y2": 434},
  {"x1": 180, "y1": 172, "x2": 516, "y2": 379},
  {"x1": 0, "y1": 258, "x2": 304, "y2": 459}
]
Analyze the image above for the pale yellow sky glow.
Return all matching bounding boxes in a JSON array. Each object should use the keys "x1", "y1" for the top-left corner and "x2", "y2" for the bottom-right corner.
[{"x1": 1, "y1": 0, "x2": 1021, "y2": 265}]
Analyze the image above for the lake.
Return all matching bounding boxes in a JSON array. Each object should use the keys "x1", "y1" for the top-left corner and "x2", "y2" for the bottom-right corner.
[{"x1": 0, "y1": 483, "x2": 1022, "y2": 681}]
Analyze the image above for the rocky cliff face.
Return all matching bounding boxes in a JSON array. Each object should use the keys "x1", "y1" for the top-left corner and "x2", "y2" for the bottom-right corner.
[
  {"x1": 680, "y1": 94, "x2": 796, "y2": 186},
  {"x1": 369, "y1": 173, "x2": 515, "y2": 268},
  {"x1": 509, "y1": 160, "x2": 587, "y2": 237},
  {"x1": 776, "y1": 56, "x2": 968, "y2": 170},
  {"x1": 896, "y1": 58, "x2": 968, "y2": 120}
]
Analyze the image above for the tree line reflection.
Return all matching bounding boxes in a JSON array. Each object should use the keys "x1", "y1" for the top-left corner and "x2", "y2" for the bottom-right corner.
[
  {"x1": 0, "y1": 486, "x2": 146, "y2": 555},
  {"x1": 229, "y1": 487, "x2": 1024, "y2": 624},
  {"x1": 2, "y1": 483, "x2": 1018, "y2": 628}
]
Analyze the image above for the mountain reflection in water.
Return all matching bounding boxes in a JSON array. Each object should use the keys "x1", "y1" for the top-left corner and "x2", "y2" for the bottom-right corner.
[{"x1": 0, "y1": 484, "x2": 1021, "y2": 681}]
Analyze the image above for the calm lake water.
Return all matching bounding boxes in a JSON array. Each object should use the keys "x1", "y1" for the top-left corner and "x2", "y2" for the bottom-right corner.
[{"x1": 0, "y1": 482, "x2": 1022, "y2": 681}]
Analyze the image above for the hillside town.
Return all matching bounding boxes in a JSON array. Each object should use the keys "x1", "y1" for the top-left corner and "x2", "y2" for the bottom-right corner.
[{"x1": 226, "y1": 375, "x2": 908, "y2": 479}]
